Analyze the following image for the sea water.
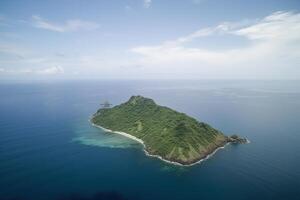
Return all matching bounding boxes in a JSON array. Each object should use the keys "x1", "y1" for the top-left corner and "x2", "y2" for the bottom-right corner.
[{"x1": 0, "y1": 80, "x2": 300, "y2": 200}]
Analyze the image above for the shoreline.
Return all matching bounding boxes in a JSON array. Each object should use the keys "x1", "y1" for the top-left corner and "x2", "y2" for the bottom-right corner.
[{"x1": 90, "y1": 119, "x2": 231, "y2": 167}]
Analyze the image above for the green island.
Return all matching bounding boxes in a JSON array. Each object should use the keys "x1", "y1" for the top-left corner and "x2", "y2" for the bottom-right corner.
[{"x1": 91, "y1": 95, "x2": 247, "y2": 165}]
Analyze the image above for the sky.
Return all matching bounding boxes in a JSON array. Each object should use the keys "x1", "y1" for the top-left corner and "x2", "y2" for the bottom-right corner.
[{"x1": 0, "y1": 0, "x2": 300, "y2": 80}]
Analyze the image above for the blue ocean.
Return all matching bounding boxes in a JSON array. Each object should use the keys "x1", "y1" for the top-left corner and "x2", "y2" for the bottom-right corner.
[{"x1": 0, "y1": 80, "x2": 300, "y2": 200}]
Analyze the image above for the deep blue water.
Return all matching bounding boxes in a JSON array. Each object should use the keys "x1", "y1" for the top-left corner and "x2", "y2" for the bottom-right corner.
[{"x1": 0, "y1": 80, "x2": 300, "y2": 200}]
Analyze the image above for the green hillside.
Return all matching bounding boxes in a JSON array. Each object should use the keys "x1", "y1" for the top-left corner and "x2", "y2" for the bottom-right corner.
[{"x1": 91, "y1": 96, "x2": 232, "y2": 165}]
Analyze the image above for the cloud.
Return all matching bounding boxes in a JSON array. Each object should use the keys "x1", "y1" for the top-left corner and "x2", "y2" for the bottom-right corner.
[
  {"x1": 144, "y1": 0, "x2": 152, "y2": 8},
  {"x1": 0, "y1": 68, "x2": 33, "y2": 74},
  {"x1": 2, "y1": 11, "x2": 299, "y2": 80},
  {"x1": 36, "y1": 66, "x2": 64, "y2": 75},
  {"x1": 0, "y1": 66, "x2": 64, "y2": 75},
  {"x1": 130, "y1": 11, "x2": 300, "y2": 79},
  {"x1": 0, "y1": 43, "x2": 30, "y2": 58},
  {"x1": 31, "y1": 15, "x2": 99, "y2": 32},
  {"x1": 234, "y1": 11, "x2": 300, "y2": 40}
]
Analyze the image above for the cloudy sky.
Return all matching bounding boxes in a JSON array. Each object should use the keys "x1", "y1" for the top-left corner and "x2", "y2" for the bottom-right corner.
[{"x1": 0, "y1": 0, "x2": 300, "y2": 80}]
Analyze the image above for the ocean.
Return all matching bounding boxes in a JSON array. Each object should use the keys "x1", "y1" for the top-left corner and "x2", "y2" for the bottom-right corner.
[{"x1": 0, "y1": 80, "x2": 299, "y2": 200}]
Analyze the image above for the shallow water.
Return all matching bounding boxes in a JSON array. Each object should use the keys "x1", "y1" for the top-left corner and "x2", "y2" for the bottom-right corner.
[
  {"x1": 73, "y1": 121, "x2": 140, "y2": 149},
  {"x1": 0, "y1": 80, "x2": 300, "y2": 200}
]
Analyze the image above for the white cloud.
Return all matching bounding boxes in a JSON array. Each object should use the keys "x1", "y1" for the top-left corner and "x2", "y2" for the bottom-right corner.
[
  {"x1": 2, "y1": 11, "x2": 300, "y2": 80},
  {"x1": 144, "y1": 0, "x2": 152, "y2": 8},
  {"x1": 0, "y1": 66, "x2": 64, "y2": 75},
  {"x1": 234, "y1": 11, "x2": 300, "y2": 41},
  {"x1": 0, "y1": 68, "x2": 33, "y2": 74},
  {"x1": 36, "y1": 66, "x2": 64, "y2": 75},
  {"x1": 130, "y1": 11, "x2": 300, "y2": 79},
  {"x1": 0, "y1": 43, "x2": 31, "y2": 58},
  {"x1": 31, "y1": 15, "x2": 99, "y2": 32}
]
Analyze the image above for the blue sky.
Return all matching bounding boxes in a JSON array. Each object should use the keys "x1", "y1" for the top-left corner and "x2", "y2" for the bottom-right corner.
[{"x1": 0, "y1": 0, "x2": 300, "y2": 79}]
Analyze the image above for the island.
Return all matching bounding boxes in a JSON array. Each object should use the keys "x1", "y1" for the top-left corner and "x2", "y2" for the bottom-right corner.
[{"x1": 91, "y1": 95, "x2": 247, "y2": 166}]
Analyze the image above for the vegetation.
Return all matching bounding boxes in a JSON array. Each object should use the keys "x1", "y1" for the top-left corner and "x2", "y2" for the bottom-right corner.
[{"x1": 91, "y1": 96, "x2": 230, "y2": 165}]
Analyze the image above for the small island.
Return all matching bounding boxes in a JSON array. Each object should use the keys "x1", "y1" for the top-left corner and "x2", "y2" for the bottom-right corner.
[{"x1": 91, "y1": 96, "x2": 247, "y2": 166}]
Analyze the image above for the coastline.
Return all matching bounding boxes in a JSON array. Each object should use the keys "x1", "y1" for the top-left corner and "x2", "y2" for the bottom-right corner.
[{"x1": 90, "y1": 119, "x2": 231, "y2": 167}]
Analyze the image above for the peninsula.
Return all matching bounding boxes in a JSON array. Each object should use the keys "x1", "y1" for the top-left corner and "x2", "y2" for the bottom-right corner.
[{"x1": 91, "y1": 96, "x2": 247, "y2": 166}]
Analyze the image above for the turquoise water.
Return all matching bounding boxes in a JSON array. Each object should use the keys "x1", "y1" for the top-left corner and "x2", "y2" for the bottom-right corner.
[{"x1": 0, "y1": 80, "x2": 300, "y2": 200}]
